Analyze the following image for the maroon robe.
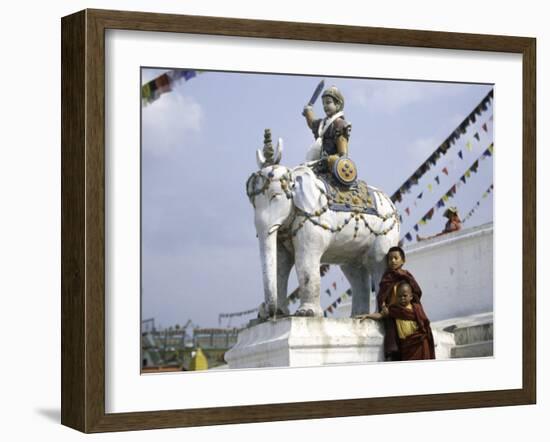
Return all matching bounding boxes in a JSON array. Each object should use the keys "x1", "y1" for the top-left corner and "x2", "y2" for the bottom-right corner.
[
  {"x1": 388, "y1": 303, "x2": 435, "y2": 361},
  {"x1": 377, "y1": 268, "x2": 422, "y2": 310},
  {"x1": 376, "y1": 269, "x2": 422, "y2": 359}
]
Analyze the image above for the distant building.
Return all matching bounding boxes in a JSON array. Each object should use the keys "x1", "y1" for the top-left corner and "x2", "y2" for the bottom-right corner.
[
  {"x1": 141, "y1": 326, "x2": 240, "y2": 371},
  {"x1": 192, "y1": 328, "x2": 240, "y2": 368}
]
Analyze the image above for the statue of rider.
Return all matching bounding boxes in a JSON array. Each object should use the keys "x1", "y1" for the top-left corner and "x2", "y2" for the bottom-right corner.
[{"x1": 302, "y1": 85, "x2": 352, "y2": 175}]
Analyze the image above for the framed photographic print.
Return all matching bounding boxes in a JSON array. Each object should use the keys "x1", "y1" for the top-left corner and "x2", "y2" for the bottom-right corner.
[{"x1": 61, "y1": 9, "x2": 536, "y2": 433}]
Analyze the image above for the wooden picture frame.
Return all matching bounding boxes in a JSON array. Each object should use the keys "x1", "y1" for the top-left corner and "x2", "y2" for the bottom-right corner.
[{"x1": 61, "y1": 8, "x2": 536, "y2": 433}]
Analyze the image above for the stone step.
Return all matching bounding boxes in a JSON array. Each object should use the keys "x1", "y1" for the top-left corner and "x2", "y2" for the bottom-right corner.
[
  {"x1": 451, "y1": 340, "x2": 493, "y2": 358},
  {"x1": 432, "y1": 312, "x2": 493, "y2": 359},
  {"x1": 446, "y1": 322, "x2": 493, "y2": 346}
]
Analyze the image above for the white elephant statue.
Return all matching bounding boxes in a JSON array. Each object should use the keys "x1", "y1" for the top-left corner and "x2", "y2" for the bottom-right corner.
[{"x1": 246, "y1": 135, "x2": 400, "y2": 318}]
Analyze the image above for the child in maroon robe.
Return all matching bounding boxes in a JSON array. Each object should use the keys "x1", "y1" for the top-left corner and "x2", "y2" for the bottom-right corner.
[
  {"x1": 374, "y1": 246, "x2": 423, "y2": 360},
  {"x1": 359, "y1": 281, "x2": 435, "y2": 361}
]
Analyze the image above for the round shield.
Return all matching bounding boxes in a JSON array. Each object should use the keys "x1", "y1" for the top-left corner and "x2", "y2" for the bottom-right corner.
[{"x1": 333, "y1": 157, "x2": 358, "y2": 185}]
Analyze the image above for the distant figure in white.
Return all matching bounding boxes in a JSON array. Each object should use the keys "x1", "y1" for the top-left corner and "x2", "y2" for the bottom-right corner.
[{"x1": 246, "y1": 130, "x2": 400, "y2": 319}]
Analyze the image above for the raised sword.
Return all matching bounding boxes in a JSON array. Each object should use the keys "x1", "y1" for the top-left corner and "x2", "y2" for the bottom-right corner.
[{"x1": 307, "y1": 80, "x2": 325, "y2": 106}]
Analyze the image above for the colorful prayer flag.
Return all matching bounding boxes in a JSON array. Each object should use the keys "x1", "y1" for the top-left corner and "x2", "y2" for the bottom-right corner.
[
  {"x1": 142, "y1": 69, "x2": 201, "y2": 106},
  {"x1": 183, "y1": 70, "x2": 197, "y2": 80},
  {"x1": 155, "y1": 73, "x2": 172, "y2": 93},
  {"x1": 141, "y1": 83, "x2": 152, "y2": 101}
]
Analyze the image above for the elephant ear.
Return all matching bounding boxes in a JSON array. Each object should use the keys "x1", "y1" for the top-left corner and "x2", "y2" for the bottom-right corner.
[{"x1": 293, "y1": 170, "x2": 323, "y2": 214}]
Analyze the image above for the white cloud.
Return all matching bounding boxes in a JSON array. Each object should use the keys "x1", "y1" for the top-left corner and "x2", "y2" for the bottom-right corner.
[{"x1": 142, "y1": 91, "x2": 203, "y2": 155}]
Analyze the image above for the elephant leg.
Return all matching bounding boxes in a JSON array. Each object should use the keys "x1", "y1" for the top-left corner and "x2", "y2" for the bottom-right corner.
[
  {"x1": 341, "y1": 262, "x2": 371, "y2": 316},
  {"x1": 293, "y1": 248, "x2": 323, "y2": 317},
  {"x1": 370, "y1": 257, "x2": 387, "y2": 300},
  {"x1": 276, "y1": 242, "x2": 294, "y2": 316},
  {"x1": 362, "y1": 251, "x2": 389, "y2": 312}
]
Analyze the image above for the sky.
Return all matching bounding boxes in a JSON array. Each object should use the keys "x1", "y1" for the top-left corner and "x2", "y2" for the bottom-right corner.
[{"x1": 141, "y1": 68, "x2": 494, "y2": 330}]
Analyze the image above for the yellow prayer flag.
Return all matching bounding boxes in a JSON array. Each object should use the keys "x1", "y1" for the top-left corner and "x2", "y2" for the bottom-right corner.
[
  {"x1": 141, "y1": 83, "x2": 151, "y2": 100},
  {"x1": 189, "y1": 348, "x2": 208, "y2": 371},
  {"x1": 428, "y1": 184, "x2": 433, "y2": 192},
  {"x1": 466, "y1": 141, "x2": 472, "y2": 151}
]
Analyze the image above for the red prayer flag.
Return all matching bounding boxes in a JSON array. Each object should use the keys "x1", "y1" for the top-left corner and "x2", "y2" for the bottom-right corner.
[{"x1": 155, "y1": 73, "x2": 172, "y2": 93}]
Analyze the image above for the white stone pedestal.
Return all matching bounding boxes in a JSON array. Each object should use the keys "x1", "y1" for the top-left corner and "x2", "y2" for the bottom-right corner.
[{"x1": 224, "y1": 317, "x2": 385, "y2": 369}]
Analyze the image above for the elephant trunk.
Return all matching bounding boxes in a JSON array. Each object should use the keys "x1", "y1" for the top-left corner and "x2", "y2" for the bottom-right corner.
[{"x1": 258, "y1": 229, "x2": 278, "y2": 316}]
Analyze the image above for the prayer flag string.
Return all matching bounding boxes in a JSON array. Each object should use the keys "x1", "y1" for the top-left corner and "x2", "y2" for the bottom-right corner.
[
  {"x1": 400, "y1": 143, "x2": 493, "y2": 241},
  {"x1": 323, "y1": 289, "x2": 353, "y2": 316},
  {"x1": 142, "y1": 69, "x2": 203, "y2": 106},
  {"x1": 391, "y1": 89, "x2": 493, "y2": 204},
  {"x1": 462, "y1": 184, "x2": 494, "y2": 224}
]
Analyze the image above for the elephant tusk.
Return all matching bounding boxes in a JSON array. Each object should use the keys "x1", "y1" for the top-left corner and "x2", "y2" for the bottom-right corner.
[
  {"x1": 256, "y1": 149, "x2": 266, "y2": 168},
  {"x1": 274, "y1": 138, "x2": 283, "y2": 164},
  {"x1": 268, "y1": 224, "x2": 281, "y2": 235}
]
